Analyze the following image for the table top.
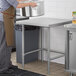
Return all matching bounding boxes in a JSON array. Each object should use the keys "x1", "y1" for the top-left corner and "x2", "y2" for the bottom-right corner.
[
  {"x1": 16, "y1": 17, "x2": 72, "y2": 27},
  {"x1": 64, "y1": 24, "x2": 76, "y2": 29},
  {"x1": 64, "y1": 24, "x2": 76, "y2": 31},
  {"x1": 16, "y1": 16, "x2": 29, "y2": 21}
]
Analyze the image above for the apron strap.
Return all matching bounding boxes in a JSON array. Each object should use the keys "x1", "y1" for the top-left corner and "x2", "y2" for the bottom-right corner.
[{"x1": 1, "y1": 12, "x2": 15, "y2": 17}]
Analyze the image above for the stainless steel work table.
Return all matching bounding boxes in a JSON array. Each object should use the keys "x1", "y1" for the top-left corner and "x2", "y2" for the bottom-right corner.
[
  {"x1": 16, "y1": 17, "x2": 72, "y2": 74},
  {"x1": 64, "y1": 24, "x2": 76, "y2": 76}
]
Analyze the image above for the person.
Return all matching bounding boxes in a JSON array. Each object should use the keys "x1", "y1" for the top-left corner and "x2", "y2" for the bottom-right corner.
[{"x1": 0, "y1": 0, "x2": 37, "y2": 73}]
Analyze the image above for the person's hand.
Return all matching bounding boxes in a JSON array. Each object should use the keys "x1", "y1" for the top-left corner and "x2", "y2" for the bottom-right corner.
[
  {"x1": 17, "y1": 1, "x2": 37, "y2": 8},
  {"x1": 29, "y1": 2, "x2": 37, "y2": 7},
  {"x1": 17, "y1": 0, "x2": 28, "y2": 1}
]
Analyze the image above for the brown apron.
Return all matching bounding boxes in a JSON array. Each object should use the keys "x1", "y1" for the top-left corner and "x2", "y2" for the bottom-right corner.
[{"x1": 3, "y1": 6, "x2": 15, "y2": 46}]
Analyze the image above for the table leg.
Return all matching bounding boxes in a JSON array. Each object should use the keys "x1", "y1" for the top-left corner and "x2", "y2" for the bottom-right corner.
[
  {"x1": 22, "y1": 25, "x2": 25, "y2": 69},
  {"x1": 70, "y1": 72, "x2": 73, "y2": 76},
  {"x1": 41, "y1": 28, "x2": 43, "y2": 62},
  {"x1": 47, "y1": 27, "x2": 50, "y2": 74},
  {"x1": 65, "y1": 30, "x2": 69, "y2": 70}
]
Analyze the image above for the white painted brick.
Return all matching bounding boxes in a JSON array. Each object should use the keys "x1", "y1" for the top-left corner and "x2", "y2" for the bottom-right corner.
[{"x1": 44, "y1": 0, "x2": 76, "y2": 19}]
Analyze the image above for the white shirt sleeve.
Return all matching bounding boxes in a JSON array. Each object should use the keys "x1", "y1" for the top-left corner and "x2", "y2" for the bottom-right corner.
[{"x1": 6, "y1": 0, "x2": 19, "y2": 8}]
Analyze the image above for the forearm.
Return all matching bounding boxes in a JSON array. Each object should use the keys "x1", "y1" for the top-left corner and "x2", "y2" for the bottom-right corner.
[
  {"x1": 17, "y1": 3, "x2": 29, "y2": 8},
  {"x1": 17, "y1": 0, "x2": 27, "y2": 2},
  {"x1": 16, "y1": 1, "x2": 37, "y2": 8},
  {"x1": 17, "y1": 0, "x2": 21, "y2": 1}
]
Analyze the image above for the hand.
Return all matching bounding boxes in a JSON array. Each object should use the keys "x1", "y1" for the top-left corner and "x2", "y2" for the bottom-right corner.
[
  {"x1": 29, "y1": 2, "x2": 37, "y2": 7},
  {"x1": 17, "y1": 0, "x2": 28, "y2": 1},
  {"x1": 17, "y1": 1, "x2": 37, "y2": 8}
]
